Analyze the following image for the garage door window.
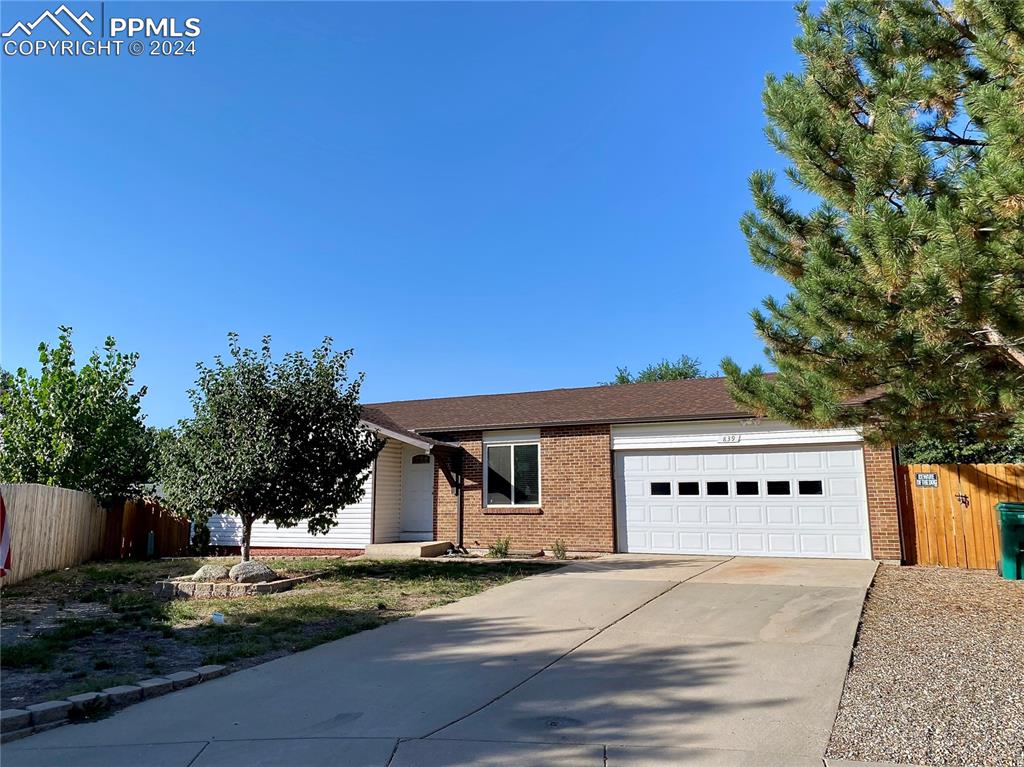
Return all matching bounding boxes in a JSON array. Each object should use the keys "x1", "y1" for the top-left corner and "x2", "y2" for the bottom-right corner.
[
  {"x1": 650, "y1": 482, "x2": 671, "y2": 496},
  {"x1": 766, "y1": 480, "x2": 791, "y2": 495},
  {"x1": 678, "y1": 482, "x2": 700, "y2": 495},
  {"x1": 735, "y1": 481, "x2": 759, "y2": 495},
  {"x1": 706, "y1": 481, "x2": 729, "y2": 495},
  {"x1": 486, "y1": 443, "x2": 540, "y2": 506},
  {"x1": 798, "y1": 480, "x2": 823, "y2": 495}
]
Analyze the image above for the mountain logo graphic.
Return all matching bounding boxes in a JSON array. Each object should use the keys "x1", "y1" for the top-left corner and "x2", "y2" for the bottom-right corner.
[{"x1": 2, "y1": 4, "x2": 94, "y2": 37}]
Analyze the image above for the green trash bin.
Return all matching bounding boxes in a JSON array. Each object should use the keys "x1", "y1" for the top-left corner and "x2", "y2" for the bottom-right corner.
[{"x1": 996, "y1": 502, "x2": 1024, "y2": 580}]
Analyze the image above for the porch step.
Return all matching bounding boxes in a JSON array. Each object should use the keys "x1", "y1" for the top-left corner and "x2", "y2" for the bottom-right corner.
[{"x1": 365, "y1": 541, "x2": 453, "y2": 559}]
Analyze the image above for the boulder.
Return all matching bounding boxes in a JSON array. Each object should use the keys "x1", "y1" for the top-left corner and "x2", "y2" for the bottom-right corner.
[
  {"x1": 229, "y1": 561, "x2": 277, "y2": 583},
  {"x1": 190, "y1": 564, "x2": 230, "y2": 582}
]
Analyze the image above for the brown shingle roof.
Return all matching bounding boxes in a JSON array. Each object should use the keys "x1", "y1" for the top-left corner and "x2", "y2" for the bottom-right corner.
[{"x1": 361, "y1": 377, "x2": 751, "y2": 435}]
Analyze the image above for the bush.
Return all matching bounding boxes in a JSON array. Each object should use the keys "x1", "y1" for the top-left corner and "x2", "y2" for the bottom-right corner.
[
  {"x1": 487, "y1": 536, "x2": 511, "y2": 558},
  {"x1": 552, "y1": 539, "x2": 568, "y2": 560}
]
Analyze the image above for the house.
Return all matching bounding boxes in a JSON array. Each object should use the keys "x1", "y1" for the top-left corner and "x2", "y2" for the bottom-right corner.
[{"x1": 208, "y1": 377, "x2": 901, "y2": 561}]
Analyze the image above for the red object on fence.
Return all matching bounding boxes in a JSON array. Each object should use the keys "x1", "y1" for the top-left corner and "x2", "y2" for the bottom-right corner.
[{"x1": 0, "y1": 491, "x2": 12, "y2": 577}]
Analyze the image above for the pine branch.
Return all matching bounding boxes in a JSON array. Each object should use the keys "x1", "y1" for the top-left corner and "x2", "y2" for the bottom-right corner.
[{"x1": 921, "y1": 133, "x2": 987, "y2": 147}]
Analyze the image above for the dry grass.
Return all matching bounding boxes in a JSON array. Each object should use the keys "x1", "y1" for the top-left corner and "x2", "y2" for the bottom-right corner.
[{"x1": 1, "y1": 556, "x2": 561, "y2": 709}]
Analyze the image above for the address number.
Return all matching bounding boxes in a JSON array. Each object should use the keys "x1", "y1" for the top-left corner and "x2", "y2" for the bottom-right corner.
[{"x1": 720, "y1": 434, "x2": 741, "y2": 444}]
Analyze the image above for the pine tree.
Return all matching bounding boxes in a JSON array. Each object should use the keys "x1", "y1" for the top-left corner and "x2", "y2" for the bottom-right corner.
[{"x1": 722, "y1": 0, "x2": 1024, "y2": 444}]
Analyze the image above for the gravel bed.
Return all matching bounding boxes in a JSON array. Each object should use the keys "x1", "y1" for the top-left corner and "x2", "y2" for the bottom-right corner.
[{"x1": 827, "y1": 565, "x2": 1024, "y2": 767}]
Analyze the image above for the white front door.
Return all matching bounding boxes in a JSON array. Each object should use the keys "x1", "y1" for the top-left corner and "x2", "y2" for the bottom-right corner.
[
  {"x1": 400, "y1": 445, "x2": 434, "y2": 540},
  {"x1": 615, "y1": 445, "x2": 871, "y2": 559}
]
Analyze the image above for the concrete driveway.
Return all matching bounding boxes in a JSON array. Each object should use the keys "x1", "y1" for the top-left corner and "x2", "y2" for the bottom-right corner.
[{"x1": 4, "y1": 555, "x2": 877, "y2": 767}]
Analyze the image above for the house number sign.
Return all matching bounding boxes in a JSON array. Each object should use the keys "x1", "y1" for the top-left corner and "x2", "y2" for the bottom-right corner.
[
  {"x1": 719, "y1": 434, "x2": 741, "y2": 444},
  {"x1": 915, "y1": 472, "x2": 938, "y2": 488}
]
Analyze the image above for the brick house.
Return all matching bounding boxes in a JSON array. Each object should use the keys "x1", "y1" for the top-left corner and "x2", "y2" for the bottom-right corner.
[{"x1": 209, "y1": 377, "x2": 901, "y2": 561}]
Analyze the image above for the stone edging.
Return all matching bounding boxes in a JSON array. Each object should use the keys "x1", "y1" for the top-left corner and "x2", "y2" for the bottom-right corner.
[
  {"x1": 0, "y1": 664, "x2": 228, "y2": 743},
  {"x1": 152, "y1": 573, "x2": 319, "y2": 600}
]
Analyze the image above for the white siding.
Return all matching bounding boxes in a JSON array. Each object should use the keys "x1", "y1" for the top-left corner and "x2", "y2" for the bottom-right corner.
[
  {"x1": 611, "y1": 420, "x2": 862, "y2": 451},
  {"x1": 206, "y1": 470, "x2": 373, "y2": 550},
  {"x1": 373, "y1": 439, "x2": 404, "y2": 543}
]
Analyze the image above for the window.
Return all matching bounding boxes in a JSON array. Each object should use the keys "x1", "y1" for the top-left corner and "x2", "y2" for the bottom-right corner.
[
  {"x1": 650, "y1": 482, "x2": 671, "y2": 496},
  {"x1": 706, "y1": 481, "x2": 729, "y2": 496},
  {"x1": 486, "y1": 443, "x2": 539, "y2": 506},
  {"x1": 798, "y1": 480, "x2": 823, "y2": 495},
  {"x1": 678, "y1": 481, "x2": 700, "y2": 496},
  {"x1": 411, "y1": 454, "x2": 431, "y2": 465},
  {"x1": 766, "y1": 480, "x2": 791, "y2": 495},
  {"x1": 735, "y1": 481, "x2": 759, "y2": 496}
]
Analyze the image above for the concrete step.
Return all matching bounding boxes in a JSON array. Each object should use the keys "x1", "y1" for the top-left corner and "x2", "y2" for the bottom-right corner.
[{"x1": 364, "y1": 541, "x2": 453, "y2": 559}]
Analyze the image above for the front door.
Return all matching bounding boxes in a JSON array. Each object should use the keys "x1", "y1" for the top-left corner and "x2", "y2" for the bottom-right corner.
[{"x1": 400, "y1": 446, "x2": 434, "y2": 540}]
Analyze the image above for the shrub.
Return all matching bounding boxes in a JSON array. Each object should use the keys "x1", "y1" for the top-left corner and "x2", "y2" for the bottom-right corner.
[
  {"x1": 487, "y1": 536, "x2": 511, "y2": 558},
  {"x1": 552, "y1": 539, "x2": 568, "y2": 560}
]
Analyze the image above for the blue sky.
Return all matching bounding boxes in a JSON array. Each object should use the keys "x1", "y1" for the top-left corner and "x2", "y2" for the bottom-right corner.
[{"x1": 2, "y1": 1, "x2": 806, "y2": 428}]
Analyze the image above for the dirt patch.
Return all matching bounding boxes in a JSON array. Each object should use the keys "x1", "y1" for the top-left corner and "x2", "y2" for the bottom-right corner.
[{"x1": 827, "y1": 565, "x2": 1024, "y2": 767}]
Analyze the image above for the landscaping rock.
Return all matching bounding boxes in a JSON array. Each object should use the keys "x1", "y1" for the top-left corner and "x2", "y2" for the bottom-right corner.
[
  {"x1": 26, "y1": 700, "x2": 72, "y2": 725},
  {"x1": 137, "y1": 677, "x2": 174, "y2": 698},
  {"x1": 195, "y1": 664, "x2": 227, "y2": 681},
  {"x1": 190, "y1": 564, "x2": 230, "y2": 581},
  {"x1": 165, "y1": 670, "x2": 200, "y2": 689},
  {"x1": 0, "y1": 709, "x2": 31, "y2": 733},
  {"x1": 66, "y1": 691, "x2": 109, "y2": 714},
  {"x1": 102, "y1": 685, "x2": 142, "y2": 706},
  {"x1": 229, "y1": 561, "x2": 277, "y2": 583}
]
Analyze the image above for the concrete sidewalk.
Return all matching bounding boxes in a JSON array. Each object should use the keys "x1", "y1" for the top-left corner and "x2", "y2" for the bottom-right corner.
[{"x1": 3, "y1": 555, "x2": 878, "y2": 766}]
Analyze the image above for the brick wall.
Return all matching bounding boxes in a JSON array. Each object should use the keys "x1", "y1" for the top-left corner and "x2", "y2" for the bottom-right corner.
[
  {"x1": 434, "y1": 425, "x2": 615, "y2": 553},
  {"x1": 863, "y1": 443, "x2": 902, "y2": 561}
]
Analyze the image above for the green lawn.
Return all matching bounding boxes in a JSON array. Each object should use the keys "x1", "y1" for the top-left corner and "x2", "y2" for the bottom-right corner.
[{"x1": 0, "y1": 556, "x2": 562, "y2": 709}]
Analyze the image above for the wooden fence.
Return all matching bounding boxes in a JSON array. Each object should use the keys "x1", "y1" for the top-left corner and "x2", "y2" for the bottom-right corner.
[
  {"x1": 0, "y1": 484, "x2": 192, "y2": 587},
  {"x1": 102, "y1": 497, "x2": 191, "y2": 560},
  {"x1": 0, "y1": 483, "x2": 108, "y2": 586},
  {"x1": 897, "y1": 463, "x2": 1024, "y2": 569}
]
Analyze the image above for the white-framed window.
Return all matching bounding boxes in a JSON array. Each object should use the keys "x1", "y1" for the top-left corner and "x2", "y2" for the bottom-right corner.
[{"x1": 485, "y1": 442, "x2": 541, "y2": 507}]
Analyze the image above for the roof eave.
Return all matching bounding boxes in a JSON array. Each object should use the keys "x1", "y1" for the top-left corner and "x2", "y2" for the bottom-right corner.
[{"x1": 411, "y1": 412, "x2": 756, "y2": 436}]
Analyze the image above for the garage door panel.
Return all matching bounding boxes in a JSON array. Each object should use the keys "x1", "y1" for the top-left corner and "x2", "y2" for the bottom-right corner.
[
  {"x1": 833, "y1": 535, "x2": 865, "y2": 555},
  {"x1": 649, "y1": 455, "x2": 672, "y2": 471},
  {"x1": 650, "y1": 505, "x2": 673, "y2": 523},
  {"x1": 736, "y1": 532, "x2": 766, "y2": 553},
  {"x1": 732, "y1": 453, "x2": 760, "y2": 471},
  {"x1": 704, "y1": 454, "x2": 730, "y2": 471},
  {"x1": 677, "y1": 505, "x2": 702, "y2": 523},
  {"x1": 827, "y1": 450, "x2": 857, "y2": 468},
  {"x1": 798, "y1": 506, "x2": 827, "y2": 525},
  {"x1": 828, "y1": 477, "x2": 859, "y2": 497},
  {"x1": 830, "y1": 506, "x2": 861, "y2": 525},
  {"x1": 767, "y1": 533, "x2": 797, "y2": 554},
  {"x1": 735, "y1": 506, "x2": 763, "y2": 525},
  {"x1": 794, "y1": 451, "x2": 823, "y2": 469},
  {"x1": 766, "y1": 505, "x2": 795, "y2": 525},
  {"x1": 706, "y1": 505, "x2": 733, "y2": 524},
  {"x1": 674, "y1": 454, "x2": 700, "y2": 471},
  {"x1": 678, "y1": 531, "x2": 705, "y2": 550},
  {"x1": 616, "y1": 445, "x2": 870, "y2": 560},
  {"x1": 707, "y1": 532, "x2": 734, "y2": 552}
]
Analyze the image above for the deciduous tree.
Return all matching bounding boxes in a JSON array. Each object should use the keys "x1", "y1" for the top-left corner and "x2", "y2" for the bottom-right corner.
[
  {"x1": 0, "y1": 327, "x2": 152, "y2": 505},
  {"x1": 604, "y1": 354, "x2": 707, "y2": 385},
  {"x1": 160, "y1": 334, "x2": 382, "y2": 561}
]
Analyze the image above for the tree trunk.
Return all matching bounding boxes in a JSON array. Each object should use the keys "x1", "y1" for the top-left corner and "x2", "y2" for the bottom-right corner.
[{"x1": 241, "y1": 516, "x2": 254, "y2": 562}]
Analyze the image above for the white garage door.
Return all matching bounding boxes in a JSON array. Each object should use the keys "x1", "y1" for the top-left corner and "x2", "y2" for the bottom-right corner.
[{"x1": 615, "y1": 445, "x2": 870, "y2": 559}]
